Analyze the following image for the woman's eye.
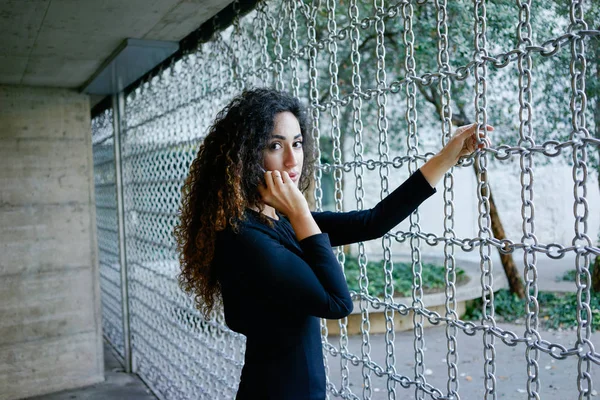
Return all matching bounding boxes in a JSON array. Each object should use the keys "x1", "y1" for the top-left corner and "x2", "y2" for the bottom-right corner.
[
  {"x1": 269, "y1": 142, "x2": 281, "y2": 150},
  {"x1": 294, "y1": 141, "x2": 304, "y2": 148}
]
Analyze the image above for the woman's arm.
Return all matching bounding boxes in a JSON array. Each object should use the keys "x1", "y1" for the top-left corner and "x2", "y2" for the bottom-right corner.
[
  {"x1": 312, "y1": 169, "x2": 435, "y2": 246},
  {"x1": 313, "y1": 123, "x2": 493, "y2": 246},
  {"x1": 227, "y1": 226, "x2": 353, "y2": 319}
]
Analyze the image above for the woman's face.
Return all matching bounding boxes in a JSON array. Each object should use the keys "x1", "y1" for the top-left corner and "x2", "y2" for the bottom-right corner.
[{"x1": 263, "y1": 111, "x2": 304, "y2": 186}]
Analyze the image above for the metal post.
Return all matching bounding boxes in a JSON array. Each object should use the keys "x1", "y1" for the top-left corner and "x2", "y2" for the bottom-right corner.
[{"x1": 112, "y1": 92, "x2": 132, "y2": 373}]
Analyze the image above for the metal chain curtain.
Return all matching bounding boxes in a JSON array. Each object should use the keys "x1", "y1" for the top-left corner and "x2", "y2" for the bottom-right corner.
[
  {"x1": 90, "y1": 0, "x2": 600, "y2": 399},
  {"x1": 91, "y1": 109, "x2": 127, "y2": 360}
]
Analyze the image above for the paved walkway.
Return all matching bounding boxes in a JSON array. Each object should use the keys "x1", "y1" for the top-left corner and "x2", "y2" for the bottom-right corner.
[
  {"x1": 327, "y1": 322, "x2": 600, "y2": 399},
  {"x1": 495, "y1": 249, "x2": 583, "y2": 292},
  {"x1": 441, "y1": 249, "x2": 583, "y2": 293},
  {"x1": 325, "y1": 251, "x2": 599, "y2": 399},
  {"x1": 27, "y1": 341, "x2": 156, "y2": 400}
]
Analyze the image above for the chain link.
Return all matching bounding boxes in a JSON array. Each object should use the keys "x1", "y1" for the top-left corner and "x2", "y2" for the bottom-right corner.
[
  {"x1": 349, "y1": 0, "x2": 373, "y2": 398},
  {"x1": 516, "y1": 1, "x2": 541, "y2": 398},
  {"x1": 434, "y1": 0, "x2": 459, "y2": 398},
  {"x1": 231, "y1": 0, "x2": 244, "y2": 91},
  {"x1": 288, "y1": 0, "x2": 300, "y2": 98},
  {"x1": 305, "y1": 2, "x2": 331, "y2": 398},
  {"x1": 256, "y1": 0, "x2": 271, "y2": 85},
  {"x1": 272, "y1": 1, "x2": 285, "y2": 91},
  {"x1": 325, "y1": 0, "x2": 352, "y2": 397},
  {"x1": 568, "y1": 1, "x2": 593, "y2": 398},
  {"x1": 400, "y1": 1, "x2": 426, "y2": 398},
  {"x1": 373, "y1": 0, "x2": 397, "y2": 398},
  {"x1": 473, "y1": 0, "x2": 497, "y2": 397}
]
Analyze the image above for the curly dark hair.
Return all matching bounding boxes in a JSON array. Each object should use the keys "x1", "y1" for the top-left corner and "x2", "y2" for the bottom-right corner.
[{"x1": 174, "y1": 88, "x2": 315, "y2": 318}]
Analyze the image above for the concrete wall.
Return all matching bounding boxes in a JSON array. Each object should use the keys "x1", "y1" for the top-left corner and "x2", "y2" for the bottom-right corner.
[{"x1": 0, "y1": 85, "x2": 103, "y2": 400}]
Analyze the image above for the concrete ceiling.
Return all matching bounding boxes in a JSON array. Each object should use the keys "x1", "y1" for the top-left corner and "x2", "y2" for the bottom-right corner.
[{"x1": 0, "y1": 0, "x2": 231, "y2": 96}]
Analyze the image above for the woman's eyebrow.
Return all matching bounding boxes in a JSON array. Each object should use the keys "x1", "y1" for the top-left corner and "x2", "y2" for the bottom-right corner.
[{"x1": 270, "y1": 133, "x2": 302, "y2": 140}]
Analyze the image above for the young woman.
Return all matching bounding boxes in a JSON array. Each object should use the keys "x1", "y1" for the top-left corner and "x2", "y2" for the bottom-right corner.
[{"x1": 175, "y1": 88, "x2": 492, "y2": 399}]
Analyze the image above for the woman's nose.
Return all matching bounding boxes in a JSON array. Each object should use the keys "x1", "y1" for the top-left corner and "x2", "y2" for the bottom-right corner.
[{"x1": 284, "y1": 147, "x2": 298, "y2": 167}]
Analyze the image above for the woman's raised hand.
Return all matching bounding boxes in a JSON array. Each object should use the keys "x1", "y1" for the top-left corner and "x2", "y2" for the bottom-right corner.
[
  {"x1": 419, "y1": 123, "x2": 494, "y2": 188},
  {"x1": 443, "y1": 123, "x2": 494, "y2": 165},
  {"x1": 258, "y1": 170, "x2": 310, "y2": 219}
]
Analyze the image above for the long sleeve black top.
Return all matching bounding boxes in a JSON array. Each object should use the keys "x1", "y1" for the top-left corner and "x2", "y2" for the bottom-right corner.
[{"x1": 214, "y1": 169, "x2": 436, "y2": 400}]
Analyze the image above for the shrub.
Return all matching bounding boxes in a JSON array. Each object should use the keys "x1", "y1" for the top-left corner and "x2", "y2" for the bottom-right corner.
[
  {"x1": 464, "y1": 289, "x2": 600, "y2": 331},
  {"x1": 343, "y1": 257, "x2": 468, "y2": 298}
]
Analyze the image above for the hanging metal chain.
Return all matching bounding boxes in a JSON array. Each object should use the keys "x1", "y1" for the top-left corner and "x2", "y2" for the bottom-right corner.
[
  {"x1": 308, "y1": 0, "x2": 323, "y2": 215},
  {"x1": 568, "y1": 1, "x2": 593, "y2": 399},
  {"x1": 349, "y1": 0, "x2": 373, "y2": 398},
  {"x1": 434, "y1": 0, "x2": 459, "y2": 398},
  {"x1": 288, "y1": 0, "x2": 300, "y2": 98},
  {"x1": 246, "y1": 5, "x2": 267, "y2": 87},
  {"x1": 215, "y1": 16, "x2": 234, "y2": 98},
  {"x1": 373, "y1": 1, "x2": 397, "y2": 399},
  {"x1": 325, "y1": 0, "x2": 351, "y2": 397},
  {"x1": 306, "y1": 1, "x2": 330, "y2": 398},
  {"x1": 327, "y1": 0, "x2": 343, "y2": 219},
  {"x1": 211, "y1": 15, "x2": 230, "y2": 102},
  {"x1": 206, "y1": 16, "x2": 221, "y2": 118},
  {"x1": 400, "y1": 1, "x2": 425, "y2": 399},
  {"x1": 473, "y1": 0, "x2": 497, "y2": 398},
  {"x1": 271, "y1": 1, "x2": 285, "y2": 91},
  {"x1": 248, "y1": 6, "x2": 261, "y2": 87},
  {"x1": 256, "y1": 0, "x2": 271, "y2": 85},
  {"x1": 196, "y1": 47, "x2": 211, "y2": 131},
  {"x1": 516, "y1": 1, "x2": 541, "y2": 399},
  {"x1": 237, "y1": 3, "x2": 253, "y2": 89},
  {"x1": 231, "y1": 0, "x2": 244, "y2": 91}
]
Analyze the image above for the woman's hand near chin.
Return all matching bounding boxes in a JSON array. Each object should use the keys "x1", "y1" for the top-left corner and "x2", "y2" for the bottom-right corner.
[
  {"x1": 258, "y1": 170, "x2": 310, "y2": 218},
  {"x1": 258, "y1": 170, "x2": 320, "y2": 240}
]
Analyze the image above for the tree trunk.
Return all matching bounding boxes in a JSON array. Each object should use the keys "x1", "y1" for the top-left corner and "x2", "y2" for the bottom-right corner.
[{"x1": 591, "y1": 28, "x2": 600, "y2": 293}]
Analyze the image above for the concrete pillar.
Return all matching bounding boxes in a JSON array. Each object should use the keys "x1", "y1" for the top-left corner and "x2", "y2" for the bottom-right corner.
[{"x1": 0, "y1": 85, "x2": 104, "y2": 400}]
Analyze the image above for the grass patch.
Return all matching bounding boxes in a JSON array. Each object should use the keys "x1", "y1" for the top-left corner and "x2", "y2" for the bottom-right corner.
[
  {"x1": 344, "y1": 257, "x2": 468, "y2": 298},
  {"x1": 464, "y1": 289, "x2": 600, "y2": 331}
]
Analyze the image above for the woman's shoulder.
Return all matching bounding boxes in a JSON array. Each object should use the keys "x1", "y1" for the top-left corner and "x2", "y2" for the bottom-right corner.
[
  {"x1": 217, "y1": 209, "x2": 280, "y2": 244},
  {"x1": 215, "y1": 211, "x2": 283, "y2": 275}
]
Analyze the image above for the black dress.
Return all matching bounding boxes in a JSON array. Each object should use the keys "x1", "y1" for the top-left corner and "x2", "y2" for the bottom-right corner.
[{"x1": 215, "y1": 169, "x2": 436, "y2": 400}]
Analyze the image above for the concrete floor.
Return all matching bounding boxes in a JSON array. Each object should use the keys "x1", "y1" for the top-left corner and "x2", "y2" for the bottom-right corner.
[
  {"x1": 327, "y1": 322, "x2": 600, "y2": 399},
  {"x1": 27, "y1": 341, "x2": 157, "y2": 400}
]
